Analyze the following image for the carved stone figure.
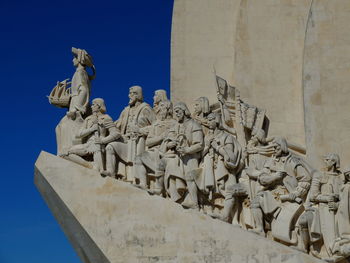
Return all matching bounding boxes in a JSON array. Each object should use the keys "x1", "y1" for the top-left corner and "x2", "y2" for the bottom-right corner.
[
  {"x1": 68, "y1": 47, "x2": 96, "y2": 120},
  {"x1": 153, "y1": 89, "x2": 168, "y2": 115},
  {"x1": 46, "y1": 53, "x2": 350, "y2": 262},
  {"x1": 102, "y1": 86, "x2": 155, "y2": 180},
  {"x1": 192, "y1": 97, "x2": 210, "y2": 134},
  {"x1": 156, "y1": 102, "x2": 204, "y2": 209},
  {"x1": 133, "y1": 100, "x2": 176, "y2": 193},
  {"x1": 332, "y1": 167, "x2": 350, "y2": 259},
  {"x1": 247, "y1": 137, "x2": 311, "y2": 238},
  {"x1": 302, "y1": 153, "x2": 344, "y2": 260},
  {"x1": 62, "y1": 98, "x2": 119, "y2": 172},
  {"x1": 201, "y1": 113, "x2": 244, "y2": 223},
  {"x1": 48, "y1": 47, "x2": 96, "y2": 155}
]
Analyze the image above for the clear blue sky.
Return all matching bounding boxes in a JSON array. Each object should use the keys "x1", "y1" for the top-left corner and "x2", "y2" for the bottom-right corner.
[{"x1": 0, "y1": 1, "x2": 173, "y2": 262}]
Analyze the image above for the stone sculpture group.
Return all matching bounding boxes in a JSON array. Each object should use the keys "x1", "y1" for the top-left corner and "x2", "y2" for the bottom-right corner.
[{"x1": 48, "y1": 48, "x2": 350, "y2": 262}]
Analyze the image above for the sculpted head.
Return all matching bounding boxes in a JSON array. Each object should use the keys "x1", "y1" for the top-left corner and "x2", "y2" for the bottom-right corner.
[
  {"x1": 251, "y1": 129, "x2": 267, "y2": 145},
  {"x1": 344, "y1": 166, "x2": 350, "y2": 182},
  {"x1": 158, "y1": 100, "x2": 173, "y2": 120},
  {"x1": 272, "y1": 137, "x2": 289, "y2": 157},
  {"x1": 91, "y1": 98, "x2": 106, "y2": 114},
  {"x1": 194, "y1": 97, "x2": 210, "y2": 116},
  {"x1": 153, "y1": 90, "x2": 168, "y2": 106},
  {"x1": 72, "y1": 47, "x2": 94, "y2": 68},
  {"x1": 323, "y1": 153, "x2": 340, "y2": 172},
  {"x1": 173, "y1": 102, "x2": 191, "y2": 122},
  {"x1": 207, "y1": 112, "x2": 220, "y2": 130},
  {"x1": 129, "y1": 86, "x2": 143, "y2": 106}
]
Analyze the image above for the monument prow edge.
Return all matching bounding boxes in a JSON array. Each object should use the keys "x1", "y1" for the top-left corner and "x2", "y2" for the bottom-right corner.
[{"x1": 35, "y1": 151, "x2": 326, "y2": 263}]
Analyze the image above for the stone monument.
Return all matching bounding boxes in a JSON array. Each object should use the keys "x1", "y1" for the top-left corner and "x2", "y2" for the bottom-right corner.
[{"x1": 36, "y1": 2, "x2": 350, "y2": 262}]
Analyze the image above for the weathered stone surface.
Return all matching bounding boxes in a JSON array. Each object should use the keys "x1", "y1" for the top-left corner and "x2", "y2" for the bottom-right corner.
[
  {"x1": 35, "y1": 151, "x2": 325, "y2": 263},
  {"x1": 171, "y1": 0, "x2": 350, "y2": 168}
]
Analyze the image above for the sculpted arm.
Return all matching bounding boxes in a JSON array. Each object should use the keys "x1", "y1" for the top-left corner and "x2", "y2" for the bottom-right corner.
[
  {"x1": 281, "y1": 165, "x2": 311, "y2": 202},
  {"x1": 292, "y1": 165, "x2": 311, "y2": 199},
  {"x1": 186, "y1": 129, "x2": 204, "y2": 155},
  {"x1": 76, "y1": 118, "x2": 95, "y2": 139},
  {"x1": 309, "y1": 172, "x2": 326, "y2": 203},
  {"x1": 145, "y1": 126, "x2": 163, "y2": 147},
  {"x1": 146, "y1": 135, "x2": 163, "y2": 148},
  {"x1": 140, "y1": 107, "x2": 156, "y2": 127},
  {"x1": 101, "y1": 118, "x2": 120, "y2": 144}
]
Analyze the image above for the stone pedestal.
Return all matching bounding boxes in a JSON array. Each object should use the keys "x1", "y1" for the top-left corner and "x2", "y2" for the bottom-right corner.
[{"x1": 35, "y1": 151, "x2": 326, "y2": 263}]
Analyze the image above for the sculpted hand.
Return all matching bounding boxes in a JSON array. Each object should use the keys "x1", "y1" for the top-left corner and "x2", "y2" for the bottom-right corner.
[
  {"x1": 259, "y1": 174, "x2": 272, "y2": 186},
  {"x1": 129, "y1": 123, "x2": 140, "y2": 134},
  {"x1": 91, "y1": 124, "x2": 99, "y2": 132},
  {"x1": 328, "y1": 202, "x2": 338, "y2": 211},
  {"x1": 276, "y1": 171, "x2": 287, "y2": 178},
  {"x1": 167, "y1": 141, "x2": 177, "y2": 149},
  {"x1": 280, "y1": 195, "x2": 290, "y2": 202},
  {"x1": 211, "y1": 140, "x2": 219, "y2": 150},
  {"x1": 223, "y1": 153, "x2": 230, "y2": 163},
  {"x1": 177, "y1": 146, "x2": 189, "y2": 155},
  {"x1": 327, "y1": 195, "x2": 335, "y2": 203},
  {"x1": 95, "y1": 137, "x2": 102, "y2": 144}
]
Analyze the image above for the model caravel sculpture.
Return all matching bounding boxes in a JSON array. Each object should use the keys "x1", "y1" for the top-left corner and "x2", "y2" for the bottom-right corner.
[
  {"x1": 48, "y1": 48, "x2": 350, "y2": 263},
  {"x1": 48, "y1": 79, "x2": 71, "y2": 108}
]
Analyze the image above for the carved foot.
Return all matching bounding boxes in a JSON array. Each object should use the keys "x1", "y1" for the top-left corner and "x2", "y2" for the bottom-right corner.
[
  {"x1": 101, "y1": 170, "x2": 113, "y2": 178},
  {"x1": 134, "y1": 184, "x2": 148, "y2": 191},
  {"x1": 181, "y1": 200, "x2": 199, "y2": 210},
  {"x1": 147, "y1": 189, "x2": 162, "y2": 196},
  {"x1": 248, "y1": 228, "x2": 266, "y2": 237}
]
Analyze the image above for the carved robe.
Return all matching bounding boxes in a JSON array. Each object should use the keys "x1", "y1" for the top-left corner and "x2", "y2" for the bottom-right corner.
[
  {"x1": 337, "y1": 182, "x2": 350, "y2": 240},
  {"x1": 200, "y1": 130, "x2": 243, "y2": 194},
  {"x1": 252, "y1": 154, "x2": 312, "y2": 243},
  {"x1": 309, "y1": 171, "x2": 344, "y2": 255},
  {"x1": 69, "y1": 67, "x2": 90, "y2": 115},
  {"x1": 159, "y1": 118, "x2": 204, "y2": 200},
  {"x1": 115, "y1": 102, "x2": 155, "y2": 163}
]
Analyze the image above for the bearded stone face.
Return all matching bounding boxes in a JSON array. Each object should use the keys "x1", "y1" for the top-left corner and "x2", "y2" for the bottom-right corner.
[{"x1": 129, "y1": 88, "x2": 140, "y2": 106}]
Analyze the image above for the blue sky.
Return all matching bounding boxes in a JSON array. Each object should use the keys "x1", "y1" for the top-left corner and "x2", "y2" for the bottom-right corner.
[{"x1": 0, "y1": 1, "x2": 173, "y2": 262}]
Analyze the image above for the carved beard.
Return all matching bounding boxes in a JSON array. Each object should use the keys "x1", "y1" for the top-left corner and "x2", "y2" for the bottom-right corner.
[{"x1": 129, "y1": 97, "x2": 137, "y2": 106}]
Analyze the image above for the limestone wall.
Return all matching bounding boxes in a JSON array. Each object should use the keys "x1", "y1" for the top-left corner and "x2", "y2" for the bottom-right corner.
[{"x1": 171, "y1": 0, "x2": 350, "y2": 167}]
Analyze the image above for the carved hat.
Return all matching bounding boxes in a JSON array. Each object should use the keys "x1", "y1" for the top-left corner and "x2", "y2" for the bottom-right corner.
[
  {"x1": 72, "y1": 47, "x2": 94, "y2": 68},
  {"x1": 173, "y1": 102, "x2": 191, "y2": 117}
]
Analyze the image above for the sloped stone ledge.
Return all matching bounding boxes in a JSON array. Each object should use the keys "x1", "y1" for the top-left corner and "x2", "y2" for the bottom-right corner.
[{"x1": 35, "y1": 151, "x2": 326, "y2": 263}]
